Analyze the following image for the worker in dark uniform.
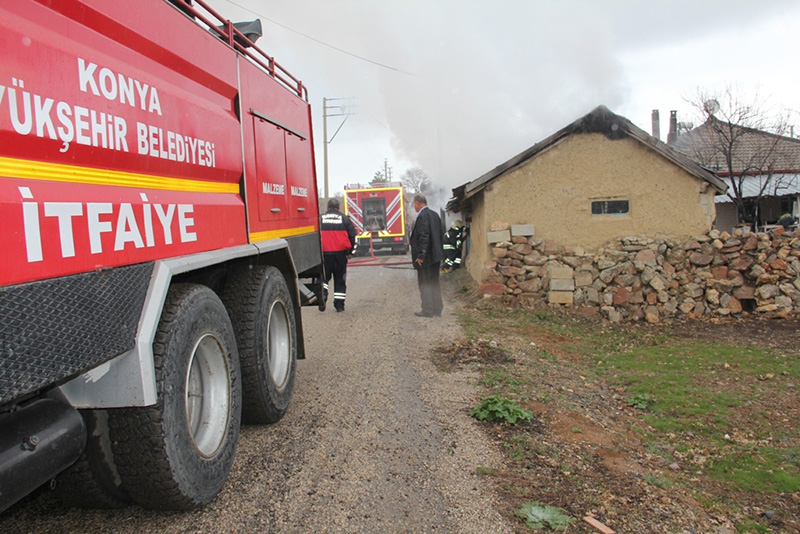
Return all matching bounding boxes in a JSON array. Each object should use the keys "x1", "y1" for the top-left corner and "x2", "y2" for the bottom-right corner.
[
  {"x1": 442, "y1": 220, "x2": 465, "y2": 273},
  {"x1": 320, "y1": 198, "x2": 357, "y2": 312}
]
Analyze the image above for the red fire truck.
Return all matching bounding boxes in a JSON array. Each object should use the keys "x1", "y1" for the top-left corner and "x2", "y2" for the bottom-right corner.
[
  {"x1": 0, "y1": 0, "x2": 324, "y2": 512},
  {"x1": 344, "y1": 182, "x2": 409, "y2": 255}
]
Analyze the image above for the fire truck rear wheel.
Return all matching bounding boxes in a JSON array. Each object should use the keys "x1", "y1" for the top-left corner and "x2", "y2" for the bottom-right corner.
[
  {"x1": 222, "y1": 265, "x2": 297, "y2": 424},
  {"x1": 107, "y1": 284, "x2": 242, "y2": 510},
  {"x1": 54, "y1": 409, "x2": 130, "y2": 509}
]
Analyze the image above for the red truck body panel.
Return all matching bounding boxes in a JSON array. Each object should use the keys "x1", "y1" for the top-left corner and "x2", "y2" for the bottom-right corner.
[
  {"x1": 0, "y1": 0, "x2": 324, "y2": 512},
  {"x1": 238, "y1": 58, "x2": 318, "y2": 241},
  {"x1": 0, "y1": 0, "x2": 319, "y2": 286}
]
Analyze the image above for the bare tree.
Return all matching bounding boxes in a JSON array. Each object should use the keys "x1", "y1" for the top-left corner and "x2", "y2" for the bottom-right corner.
[
  {"x1": 400, "y1": 167, "x2": 432, "y2": 195},
  {"x1": 677, "y1": 85, "x2": 798, "y2": 225},
  {"x1": 371, "y1": 169, "x2": 389, "y2": 185}
]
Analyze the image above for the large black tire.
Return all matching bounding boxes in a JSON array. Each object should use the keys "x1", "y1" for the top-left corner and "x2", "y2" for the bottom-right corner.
[
  {"x1": 107, "y1": 284, "x2": 242, "y2": 510},
  {"x1": 54, "y1": 410, "x2": 130, "y2": 509},
  {"x1": 221, "y1": 265, "x2": 297, "y2": 424}
]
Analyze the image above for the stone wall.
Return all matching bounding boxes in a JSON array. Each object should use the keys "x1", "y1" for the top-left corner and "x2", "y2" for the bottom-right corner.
[{"x1": 477, "y1": 222, "x2": 800, "y2": 322}]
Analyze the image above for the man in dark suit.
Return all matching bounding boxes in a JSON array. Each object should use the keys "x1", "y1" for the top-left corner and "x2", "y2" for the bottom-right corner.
[{"x1": 410, "y1": 194, "x2": 443, "y2": 317}]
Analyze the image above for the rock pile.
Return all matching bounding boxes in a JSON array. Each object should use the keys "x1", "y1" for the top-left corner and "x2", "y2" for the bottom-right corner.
[{"x1": 479, "y1": 222, "x2": 800, "y2": 322}]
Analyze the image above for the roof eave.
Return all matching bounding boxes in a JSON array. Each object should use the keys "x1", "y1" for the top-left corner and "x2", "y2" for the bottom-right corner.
[{"x1": 449, "y1": 105, "x2": 729, "y2": 210}]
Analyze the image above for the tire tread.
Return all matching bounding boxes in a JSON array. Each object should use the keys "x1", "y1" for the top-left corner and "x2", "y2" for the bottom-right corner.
[
  {"x1": 221, "y1": 265, "x2": 296, "y2": 424},
  {"x1": 107, "y1": 284, "x2": 240, "y2": 510}
]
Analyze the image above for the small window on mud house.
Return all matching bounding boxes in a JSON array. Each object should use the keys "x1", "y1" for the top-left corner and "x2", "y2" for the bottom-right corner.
[{"x1": 591, "y1": 199, "x2": 629, "y2": 216}]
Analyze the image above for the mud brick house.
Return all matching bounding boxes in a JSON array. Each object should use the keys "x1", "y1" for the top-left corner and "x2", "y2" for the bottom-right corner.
[{"x1": 447, "y1": 105, "x2": 728, "y2": 283}]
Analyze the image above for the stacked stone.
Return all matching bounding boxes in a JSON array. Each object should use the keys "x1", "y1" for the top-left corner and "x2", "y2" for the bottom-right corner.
[{"x1": 478, "y1": 222, "x2": 800, "y2": 322}]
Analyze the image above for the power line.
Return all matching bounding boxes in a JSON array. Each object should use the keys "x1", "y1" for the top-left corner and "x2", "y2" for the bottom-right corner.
[{"x1": 220, "y1": 0, "x2": 416, "y2": 76}]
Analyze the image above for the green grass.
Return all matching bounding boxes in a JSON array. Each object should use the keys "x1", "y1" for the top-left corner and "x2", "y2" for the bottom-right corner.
[
  {"x1": 706, "y1": 446, "x2": 800, "y2": 493},
  {"x1": 476, "y1": 465, "x2": 498, "y2": 476},
  {"x1": 458, "y1": 304, "x2": 800, "y2": 494},
  {"x1": 643, "y1": 473, "x2": 672, "y2": 489},
  {"x1": 478, "y1": 368, "x2": 530, "y2": 389},
  {"x1": 736, "y1": 519, "x2": 770, "y2": 533},
  {"x1": 477, "y1": 368, "x2": 511, "y2": 387},
  {"x1": 595, "y1": 342, "x2": 799, "y2": 493},
  {"x1": 455, "y1": 297, "x2": 800, "y2": 528}
]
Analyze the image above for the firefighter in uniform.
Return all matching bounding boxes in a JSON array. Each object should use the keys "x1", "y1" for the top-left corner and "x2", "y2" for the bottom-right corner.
[
  {"x1": 320, "y1": 198, "x2": 357, "y2": 312},
  {"x1": 442, "y1": 220, "x2": 465, "y2": 273}
]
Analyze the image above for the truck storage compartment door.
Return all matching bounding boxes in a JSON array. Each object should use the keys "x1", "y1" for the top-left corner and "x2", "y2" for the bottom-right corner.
[
  {"x1": 285, "y1": 134, "x2": 314, "y2": 222},
  {"x1": 363, "y1": 196, "x2": 387, "y2": 232},
  {"x1": 253, "y1": 118, "x2": 288, "y2": 222},
  {"x1": 345, "y1": 191, "x2": 365, "y2": 234}
]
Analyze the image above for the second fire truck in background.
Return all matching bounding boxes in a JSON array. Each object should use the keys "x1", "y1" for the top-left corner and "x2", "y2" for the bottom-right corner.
[{"x1": 344, "y1": 182, "x2": 409, "y2": 255}]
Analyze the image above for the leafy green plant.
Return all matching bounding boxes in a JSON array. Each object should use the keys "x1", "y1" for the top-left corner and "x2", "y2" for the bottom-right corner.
[
  {"x1": 514, "y1": 502, "x2": 574, "y2": 531},
  {"x1": 627, "y1": 392, "x2": 654, "y2": 410},
  {"x1": 470, "y1": 395, "x2": 533, "y2": 424}
]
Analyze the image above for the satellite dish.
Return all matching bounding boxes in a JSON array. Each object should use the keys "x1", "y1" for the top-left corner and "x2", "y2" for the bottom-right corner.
[{"x1": 704, "y1": 99, "x2": 720, "y2": 116}]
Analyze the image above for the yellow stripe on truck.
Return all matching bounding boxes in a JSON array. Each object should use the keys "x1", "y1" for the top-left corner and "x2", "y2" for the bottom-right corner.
[
  {"x1": 250, "y1": 225, "x2": 316, "y2": 241},
  {"x1": 358, "y1": 233, "x2": 403, "y2": 238},
  {"x1": 0, "y1": 156, "x2": 239, "y2": 193}
]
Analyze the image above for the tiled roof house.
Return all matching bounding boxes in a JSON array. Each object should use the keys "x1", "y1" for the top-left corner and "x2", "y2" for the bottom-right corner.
[{"x1": 671, "y1": 118, "x2": 800, "y2": 231}]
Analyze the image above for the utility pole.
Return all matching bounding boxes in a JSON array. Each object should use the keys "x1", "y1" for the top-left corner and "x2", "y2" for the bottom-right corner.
[
  {"x1": 383, "y1": 158, "x2": 393, "y2": 183},
  {"x1": 322, "y1": 97, "x2": 355, "y2": 200}
]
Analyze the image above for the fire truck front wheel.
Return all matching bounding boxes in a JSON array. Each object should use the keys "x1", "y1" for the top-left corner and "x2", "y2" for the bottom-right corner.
[
  {"x1": 107, "y1": 284, "x2": 242, "y2": 510},
  {"x1": 222, "y1": 265, "x2": 297, "y2": 424}
]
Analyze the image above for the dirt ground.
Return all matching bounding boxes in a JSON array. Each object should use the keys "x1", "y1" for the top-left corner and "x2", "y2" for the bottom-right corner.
[
  {"x1": 1, "y1": 258, "x2": 517, "y2": 534},
  {"x1": 2, "y1": 261, "x2": 797, "y2": 534},
  {"x1": 436, "y1": 273, "x2": 800, "y2": 534}
]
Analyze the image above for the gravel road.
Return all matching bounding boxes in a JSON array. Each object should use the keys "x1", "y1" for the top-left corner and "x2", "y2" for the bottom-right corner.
[{"x1": 2, "y1": 257, "x2": 514, "y2": 534}]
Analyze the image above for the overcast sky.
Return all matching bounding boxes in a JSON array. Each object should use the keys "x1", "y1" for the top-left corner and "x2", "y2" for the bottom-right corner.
[{"x1": 206, "y1": 0, "x2": 800, "y2": 208}]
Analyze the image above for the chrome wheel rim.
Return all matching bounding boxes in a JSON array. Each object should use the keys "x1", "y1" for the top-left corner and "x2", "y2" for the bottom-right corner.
[
  {"x1": 185, "y1": 334, "x2": 230, "y2": 457},
  {"x1": 267, "y1": 300, "x2": 292, "y2": 390}
]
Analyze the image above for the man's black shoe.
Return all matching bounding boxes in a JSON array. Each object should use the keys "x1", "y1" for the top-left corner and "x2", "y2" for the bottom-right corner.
[{"x1": 414, "y1": 311, "x2": 433, "y2": 317}]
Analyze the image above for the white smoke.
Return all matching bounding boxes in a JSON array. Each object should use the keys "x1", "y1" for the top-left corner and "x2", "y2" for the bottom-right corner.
[{"x1": 208, "y1": 0, "x2": 800, "y2": 200}]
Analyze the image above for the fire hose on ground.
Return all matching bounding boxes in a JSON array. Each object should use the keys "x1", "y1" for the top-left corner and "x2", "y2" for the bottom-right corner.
[{"x1": 348, "y1": 233, "x2": 411, "y2": 267}]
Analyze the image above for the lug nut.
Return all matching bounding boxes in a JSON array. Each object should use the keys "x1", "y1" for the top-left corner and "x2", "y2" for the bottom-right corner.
[{"x1": 23, "y1": 435, "x2": 40, "y2": 451}]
